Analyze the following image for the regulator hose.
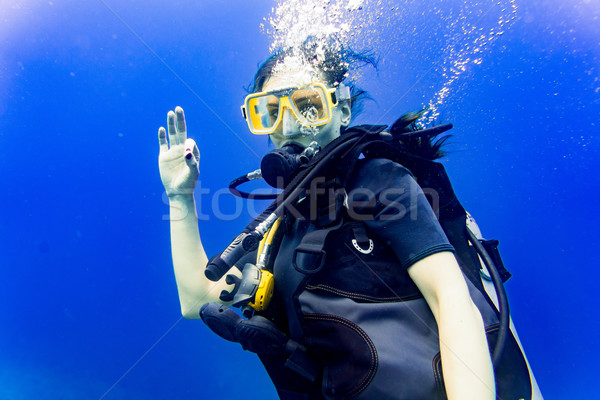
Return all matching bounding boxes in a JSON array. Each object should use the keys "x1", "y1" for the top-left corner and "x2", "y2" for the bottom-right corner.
[
  {"x1": 205, "y1": 132, "x2": 363, "y2": 282},
  {"x1": 466, "y1": 227, "x2": 509, "y2": 369}
]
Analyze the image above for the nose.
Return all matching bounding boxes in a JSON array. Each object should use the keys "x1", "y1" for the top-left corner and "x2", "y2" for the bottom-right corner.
[{"x1": 281, "y1": 108, "x2": 299, "y2": 137}]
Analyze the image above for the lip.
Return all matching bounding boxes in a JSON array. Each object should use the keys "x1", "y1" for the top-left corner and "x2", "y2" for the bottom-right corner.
[
  {"x1": 281, "y1": 130, "x2": 308, "y2": 138},
  {"x1": 280, "y1": 140, "x2": 306, "y2": 149},
  {"x1": 272, "y1": 132, "x2": 310, "y2": 148}
]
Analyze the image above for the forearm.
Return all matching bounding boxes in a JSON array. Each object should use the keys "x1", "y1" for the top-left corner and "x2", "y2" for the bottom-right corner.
[
  {"x1": 168, "y1": 194, "x2": 231, "y2": 318},
  {"x1": 437, "y1": 293, "x2": 495, "y2": 400},
  {"x1": 408, "y1": 252, "x2": 495, "y2": 400}
]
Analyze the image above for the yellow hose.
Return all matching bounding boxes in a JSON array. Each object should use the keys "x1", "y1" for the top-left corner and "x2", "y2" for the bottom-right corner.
[{"x1": 256, "y1": 218, "x2": 281, "y2": 264}]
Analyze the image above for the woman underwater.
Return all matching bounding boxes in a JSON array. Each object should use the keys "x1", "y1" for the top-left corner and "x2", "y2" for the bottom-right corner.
[{"x1": 157, "y1": 43, "x2": 539, "y2": 399}]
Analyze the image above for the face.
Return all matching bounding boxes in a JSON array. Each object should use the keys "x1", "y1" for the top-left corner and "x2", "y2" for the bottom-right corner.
[{"x1": 261, "y1": 73, "x2": 351, "y2": 149}]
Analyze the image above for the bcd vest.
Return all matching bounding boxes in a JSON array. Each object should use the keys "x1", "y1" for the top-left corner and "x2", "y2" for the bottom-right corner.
[{"x1": 256, "y1": 124, "x2": 534, "y2": 400}]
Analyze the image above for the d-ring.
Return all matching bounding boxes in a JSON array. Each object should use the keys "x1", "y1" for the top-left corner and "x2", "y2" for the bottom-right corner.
[{"x1": 351, "y1": 239, "x2": 374, "y2": 254}]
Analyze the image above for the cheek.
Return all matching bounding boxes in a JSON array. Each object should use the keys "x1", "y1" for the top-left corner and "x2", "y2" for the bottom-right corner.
[
  {"x1": 320, "y1": 119, "x2": 341, "y2": 137},
  {"x1": 270, "y1": 137, "x2": 282, "y2": 148}
]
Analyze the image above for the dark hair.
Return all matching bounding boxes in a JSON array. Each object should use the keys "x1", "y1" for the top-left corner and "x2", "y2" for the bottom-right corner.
[
  {"x1": 390, "y1": 110, "x2": 452, "y2": 160},
  {"x1": 248, "y1": 37, "x2": 378, "y2": 121}
]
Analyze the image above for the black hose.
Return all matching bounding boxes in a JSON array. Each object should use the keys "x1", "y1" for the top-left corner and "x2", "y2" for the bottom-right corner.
[
  {"x1": 269, "y1": 136, "x2": 361, "y2": 221},
  {"x1": 466, "y1": 227, "x2": 509, "y2": 368},
  {"x1": 206, "y1": 132, "x2": 364, "y2": 281},
  {"x1": 229, "y1": 175, "x2": 280, "y2": 200}
]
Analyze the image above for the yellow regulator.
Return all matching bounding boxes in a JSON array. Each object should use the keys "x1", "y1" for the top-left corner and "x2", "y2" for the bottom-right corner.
[
  {"x1": 249, "y1": 269, "x2": 274, "y2": 312},
  {"x1": 231, "y1": 218, "x2": 280, "y2": 317}
]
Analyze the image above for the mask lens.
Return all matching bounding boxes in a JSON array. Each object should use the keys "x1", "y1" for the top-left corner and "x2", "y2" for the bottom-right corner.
[
  {"x1": 291, "y1": 86, "x2": 328, "y2": 124},
  {"x1": 247, "y1": 94, "x2": 281, "y2": 131}
]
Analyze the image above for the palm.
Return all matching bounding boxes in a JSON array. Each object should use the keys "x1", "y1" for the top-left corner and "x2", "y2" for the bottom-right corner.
[
  {"x1": 159, "y1": 144, "x2": 194, "y2": 193},
  {"x1": 157, "y1": 107, "x2": 200, "y2": 197}
]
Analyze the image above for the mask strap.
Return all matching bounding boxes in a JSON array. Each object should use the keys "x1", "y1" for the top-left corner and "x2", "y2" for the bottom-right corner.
[{"x1": 336, "y1": 83, "x2": 351, "y2": 102}]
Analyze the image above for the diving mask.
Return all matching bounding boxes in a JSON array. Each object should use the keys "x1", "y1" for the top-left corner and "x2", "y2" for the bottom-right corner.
[{"x1": 241, "y1": 82, "x2": 350, "y2": 135}]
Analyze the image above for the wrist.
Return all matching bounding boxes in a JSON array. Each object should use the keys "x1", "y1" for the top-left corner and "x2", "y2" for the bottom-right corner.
[
  {"x1": 166, "y1": 192, "x2": 198, "y2": 222},
  {"x1": 167, "y1": 191, "x2": 196, "y2": 202}
]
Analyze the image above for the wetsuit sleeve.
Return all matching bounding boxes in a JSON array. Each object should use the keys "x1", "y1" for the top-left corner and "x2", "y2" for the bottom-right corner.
[{"x1": 346, "y1": 158, "x2": 454, "y2": 269}]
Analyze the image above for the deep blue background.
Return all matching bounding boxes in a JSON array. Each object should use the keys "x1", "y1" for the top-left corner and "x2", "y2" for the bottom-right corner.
[{"x1": 1, "y1": 0, "x2": 598, "y2": 399}]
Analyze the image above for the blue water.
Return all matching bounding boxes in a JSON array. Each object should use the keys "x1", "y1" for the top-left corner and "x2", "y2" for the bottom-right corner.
[{"x1": 1, "y1": 0, "x2": 598, "y2": 399}]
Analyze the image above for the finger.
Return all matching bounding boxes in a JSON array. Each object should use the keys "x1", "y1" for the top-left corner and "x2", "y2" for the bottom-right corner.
[
  {"x1": 193, "y1": 142, "x2": 200, "y2": 162},
  {"x1": 175, "y1": 106, "x2": 187, "y2": 145},
  {"x1": 167, "y1": 110, "x2": 178, "y2": 146},
  {"x1": 158, "y1": 127, "x2": 169, "y2": 153},
  {"x1": 184, "y1": 138, "x2": 200, "y2": 167}
]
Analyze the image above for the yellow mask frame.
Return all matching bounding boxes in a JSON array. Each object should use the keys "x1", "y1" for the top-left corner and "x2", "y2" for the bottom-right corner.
[{"x1": 241, "y1": 82, "x2": 350, "y2": 135}]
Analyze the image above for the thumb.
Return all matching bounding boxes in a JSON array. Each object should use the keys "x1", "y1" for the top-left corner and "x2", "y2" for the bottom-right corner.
[{"x1": 183, "y1": 138, "x2": 200, "y2": 169}]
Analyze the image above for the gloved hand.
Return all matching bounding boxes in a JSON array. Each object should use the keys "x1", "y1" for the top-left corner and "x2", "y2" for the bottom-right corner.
[{"x1": 158, "y1": 106, "x2": 201, "y2": 197}]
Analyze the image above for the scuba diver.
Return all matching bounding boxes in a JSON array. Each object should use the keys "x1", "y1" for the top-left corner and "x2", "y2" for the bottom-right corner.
[{"x1": 157, "y1": 42, "x2": 542, "y2": 399}]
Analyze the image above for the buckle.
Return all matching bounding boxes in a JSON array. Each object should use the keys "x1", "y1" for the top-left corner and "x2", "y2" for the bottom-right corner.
[{"x1": 292, "y1": 244, "x2": 327, "y2": 275}]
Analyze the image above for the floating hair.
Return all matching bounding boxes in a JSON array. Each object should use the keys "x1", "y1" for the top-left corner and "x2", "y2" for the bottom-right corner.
[{"x1": 390, "y1": 110, "x2": 452, "y2": 160}]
